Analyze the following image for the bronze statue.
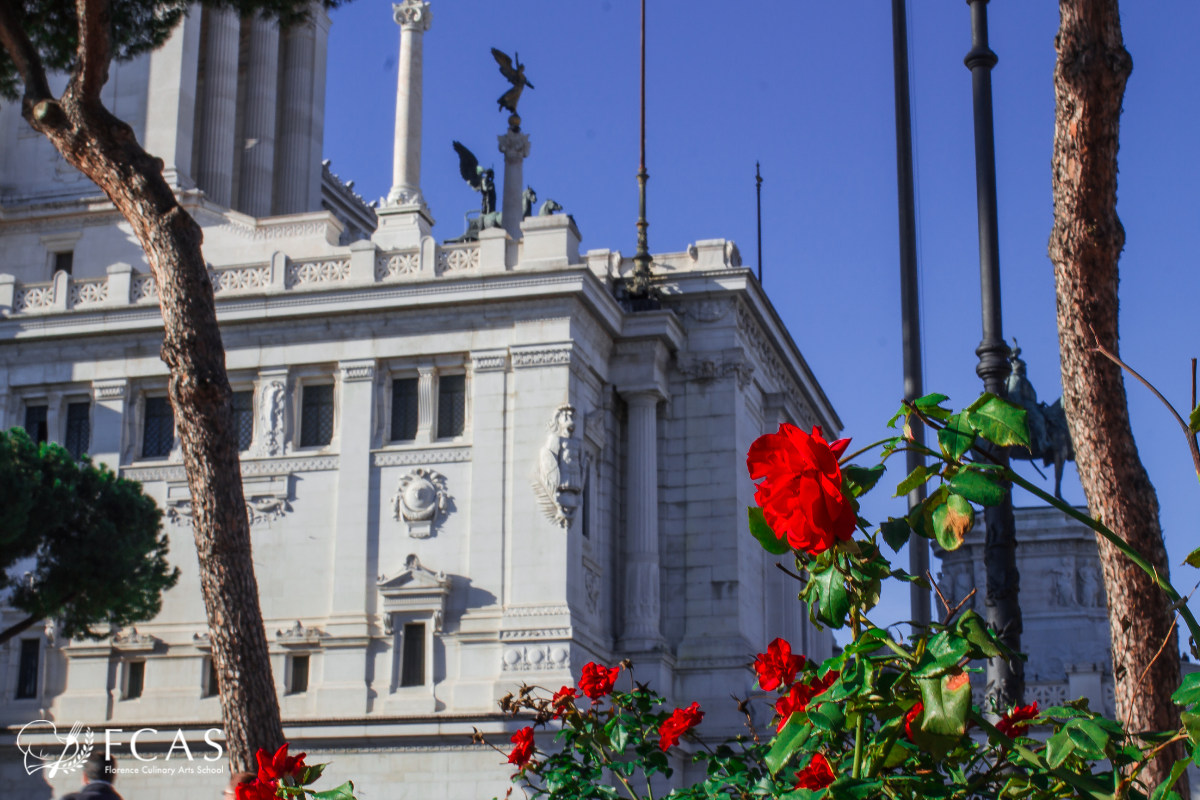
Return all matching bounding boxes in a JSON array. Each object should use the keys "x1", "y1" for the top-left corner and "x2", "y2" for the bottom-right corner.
[
  {"x1": 1005, "y1": 341, "x2": 1076, "y2": 499},
  {"x1": 447, "y1": 141, "x2": 501, "y2": 243},
  {"x1": 491, "y1": 48, "x2": 533, "y2": 129},
  {"x1": 522, "y1": 186, "x2": 537, "y2": 219}
]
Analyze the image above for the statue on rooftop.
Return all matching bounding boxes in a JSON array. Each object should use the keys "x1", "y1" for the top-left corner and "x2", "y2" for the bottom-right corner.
[
  {"x1": 446, "y1": 141, "x2": 501, "y2": 243},
  {"x1": 1005, "y1": 340, "x2": 1076, "y2": 499},
  {"x1": 492, "y1": 48, "x2": 534, "y2": 130},
  {"x1": 522, "y1": 186, "x2": 537, "y2": 218}
]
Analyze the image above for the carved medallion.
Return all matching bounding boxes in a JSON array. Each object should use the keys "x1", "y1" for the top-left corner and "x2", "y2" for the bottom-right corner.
[{"x1": 392, "y1": 468, "x2": 450, "y2": 538}]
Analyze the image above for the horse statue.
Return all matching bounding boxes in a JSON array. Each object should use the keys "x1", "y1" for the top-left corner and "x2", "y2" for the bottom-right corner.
[
  {"x1": 539, "y1": 199, "x2": 563, "y2": 216},
  {"x1": 1005, "y1": 341, "x2": 1075, "y2": 499},
  {"x1": 522, "y1": 186, "x2": 537, "y2": 219}
]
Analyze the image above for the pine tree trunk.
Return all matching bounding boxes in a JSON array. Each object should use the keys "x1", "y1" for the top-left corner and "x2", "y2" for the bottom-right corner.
[
  {"x1": 1049, "y1": 1, "x2": 1187, "y2": 794},
  {"x1": 0, "y1": 0, "x2": 284, "y2": 773}
]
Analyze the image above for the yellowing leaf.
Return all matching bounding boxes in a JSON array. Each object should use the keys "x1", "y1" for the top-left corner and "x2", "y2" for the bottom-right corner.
[{"x1": 933, "y1": 495, "x2": 975, "y2": 551}]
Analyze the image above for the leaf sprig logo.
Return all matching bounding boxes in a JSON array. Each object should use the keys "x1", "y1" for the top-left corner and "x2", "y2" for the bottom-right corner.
[{"x1": 16, "y1": 720, "x2": 95, "y2": 777}]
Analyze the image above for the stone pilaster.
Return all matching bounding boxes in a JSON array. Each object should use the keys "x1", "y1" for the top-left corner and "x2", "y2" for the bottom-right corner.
[
  {"x1": 620, "y1": 389, "x2": 666, "y2": 651},
  {"x1": 144, "y1": 10, "x2": 201, "y2": 189},
  {"x1": 498, "y1": 129, "x2": 530, "y2": 242},
  {"x1": 415, "y1": 365, "x2": 435, "y2": 443},
  {"x1": 195, "y1": 5, "x2": 240, "y2": 207},
  {"x1": 388, "y1": 0, "x2": 432, "y2": 207},
  {"x1": 275, "y1": 14, "x2": 317, "y2": 214},
  {"x1": 90, "y1": 379, "x2": 128, "y2": 472},
  {"x1": 237, "y1": 12, "x2": 280, "y2": 217}
]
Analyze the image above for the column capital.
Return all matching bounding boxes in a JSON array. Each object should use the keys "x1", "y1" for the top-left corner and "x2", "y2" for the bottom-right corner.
[
  {"x1": 498, "y1": 129, "x2": 531, "y2": 161},
  {"x1": 618, "y1": 386, "x2": 667, "y2": 405},
  {"x1": 339, "y1": 359, "x2": 377, "y2": 383},
  {"x1": 393, "y1": 0, "x2": 432, "y2": 31}
]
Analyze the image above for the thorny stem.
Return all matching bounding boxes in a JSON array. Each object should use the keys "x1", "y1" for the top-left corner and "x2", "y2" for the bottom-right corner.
[{"x1": 839, "y1": 437, "x2": 899, "y2": 466}]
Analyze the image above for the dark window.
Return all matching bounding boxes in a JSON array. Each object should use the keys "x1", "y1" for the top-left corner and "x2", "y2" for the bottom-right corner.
[
  {"x1": 581, "y1": 467, "x2": 591, "y2": 539},
  {"x1": 125, "y1": 661, "x2": 145, "y2": 700},
  {"x1": 390, "y1": 378, "x2": 419, "y2": 441},
  {"x1": 290, "y1": 655, "x2": 309, "y2": 694},
  {"x1": 65, "y1": 402, "x2": 90, "y2": 458},
  {"x1": 54, "y1": 251, "x2": 74, "y2": 275},
  {"x1": 205, "y1": 658, "x2": 219, "y2": 697},
  {"x1": 233, "y1": 391, "x2": 254, "y2": 451},
  {"x1": 300, "y1": 384, "x2": 334, "y2": 448},
  {"x1": 142, "y1": 397, "x2": 174, "y2": 459},
  {"x1": 437, "y1": 375, "x2": 465, "y2": 438},
  {"x1": 15, "y1": 639, "x2": 38, "y2": 699},
  {"x1": 400, "y1": 623, "x2": 426, "y2": 687},
  {"x1": 23, "y1": 405, "x2": 48, "y2": 444}
]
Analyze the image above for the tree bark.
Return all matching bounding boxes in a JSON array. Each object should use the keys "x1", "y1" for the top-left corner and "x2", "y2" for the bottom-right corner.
[
  {"x1": 1049, "y1": 1, "x2": 1187, "y2": 794},
  {"x1": 0, "y1": 0, "x2": 283, "y2": 772}
]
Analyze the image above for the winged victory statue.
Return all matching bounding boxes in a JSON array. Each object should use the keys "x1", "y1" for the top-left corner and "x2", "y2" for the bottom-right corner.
[
  {"x1": 446, "y1": 141, "x2": 501, "y2": 243},
  {"x1": 491, "y1": 48, "x2": 534, "y2": 130}
]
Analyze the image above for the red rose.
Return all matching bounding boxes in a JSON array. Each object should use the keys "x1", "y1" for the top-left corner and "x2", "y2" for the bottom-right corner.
[
  {"x1": 579, "y1": 662, "x2": 621, "y2": 700},
  {"x1": 793, "y1": 753, "x2": 835, "y2": 790},
  {"x1": 235, "y1": 779, "x2": 279, "y2": 800},
  {"x1": 773, "y1": 670, "x2": 839, "y2": 732},
  {"x1": 658, "y1": 702, "x2": 705, "y2": 751},
  {"x1": 904, "y1": 701, "x2": 923, "y2": 741},
  {"x1": 754, "y1": 637, "x2": 806, "y2": 692},
  {"x1": 508, "y1": 726, "x2": 536, "y2": 767},
  {"x1": 996, "y1": 701, "x2": 1039, "y2": 738},
  {"x1": 255, "y1": 743, "x2": 307, "y2": 782},
  {"x1": 746, "y1": 424, "x2": 855, "y2": 555},
  {"x1": 551, "y1": 685, "x2": 580, "y2": 718}
]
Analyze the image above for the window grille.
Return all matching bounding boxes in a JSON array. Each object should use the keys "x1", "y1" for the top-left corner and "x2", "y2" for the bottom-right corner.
[
  {"x1": 24, "y1": 405, "x2": 48, "y2": 444},
  {"x1": 15, "y1": 639, "x2": 38, "y2": 699},
  {"x1": 54, "y1": 251, "x2": 73, "y2": 275},
  {"x1": 142, "y1": 397, "x2": 174, "y2": 459},
  {"x1": 391, "y1": 378, "x2": 419, "y2": 441},
  {"x1": 65, "y1": 402, "x2": 90, "y2": 458},
  {"x1": 233, "y1": 391, "x2": 254, "y2": 452},
  {"x1": 437, "y1": 375, "x2": 465, "y2": 438},
  {"x1": 300, "y1": 384, "x2": 334, "y2": 447},
  {"x1": 400, "y1": 623, "x2": 426, "y2": 687},
  {"x1": 289, "y1": 655, "x2": 310, "y2": 694}
]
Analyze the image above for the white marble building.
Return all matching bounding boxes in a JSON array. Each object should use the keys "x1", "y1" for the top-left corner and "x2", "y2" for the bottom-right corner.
[{"x1": 0, "y1": 3, "x2": 837, "y2": 797}]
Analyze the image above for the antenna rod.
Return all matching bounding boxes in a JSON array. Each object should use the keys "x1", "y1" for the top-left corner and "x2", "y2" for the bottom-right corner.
[
  {"x1": 633, "y1": 0, "x2": 650, "y2": 281},
  {"x1": 756, "y1": 162, "x2": 763, "y2": 285}
]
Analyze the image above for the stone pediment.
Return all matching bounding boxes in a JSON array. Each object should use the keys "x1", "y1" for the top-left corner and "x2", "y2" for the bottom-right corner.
[{"x1": 378, "y1": 555, "x2": 452, "y2": 625}]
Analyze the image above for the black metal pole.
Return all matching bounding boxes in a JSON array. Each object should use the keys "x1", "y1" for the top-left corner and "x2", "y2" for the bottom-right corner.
[
  {"x1": 890, "y1": 0, "x2": 930, "y2": 630},
  {"x1": 633, "y1": 0, "x2": 651, "y2": 286},
  {"x1": 964, "y1": 0, "x2": 1022, "y2": 713},
  {"x1": 756, "y1": 161, "x2": 763, "y2": 285}
]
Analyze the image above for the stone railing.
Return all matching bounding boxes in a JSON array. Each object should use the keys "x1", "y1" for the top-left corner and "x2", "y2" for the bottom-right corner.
[
  {"x1": 436, "y1": 242, "x2": 480, "y2": 274},
  {"x1": 14, "y1": 281, "x2": 55, "y2": 312}
]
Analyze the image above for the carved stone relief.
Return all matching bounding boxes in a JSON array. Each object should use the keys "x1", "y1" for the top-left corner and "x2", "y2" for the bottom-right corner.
[
  {"x1": 584, "y1": 566, "x2": 601, "y2": 616},
  {"x1": 168, "y1": 494, "x2": 292, "y2": 527},
  {"x1": 532, "y1": 405, "x2": 584, "y2": 528},
  {"x1": 256, "y1": 380, "x2": 287, "y2": 457},
  {"x1": 677, "y1": 352, "x2": 754, "y2": 389},
  {"x1": 391, "y1": 468, "x2": 450, "y2": 538},
  {"x1": 501, "y1": 644, "x2": 571, "y2": 671}
]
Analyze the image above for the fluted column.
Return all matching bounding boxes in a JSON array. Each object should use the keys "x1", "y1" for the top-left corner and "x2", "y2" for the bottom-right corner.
[
  {"x1": 498, "y1": 129, "x2": 530, "y2": 241},
  {"x1": 388, "y1": 0, "x2": 432, "y2": 206},
  {"x1": 196, "y1": 5, "x2": 240, "y2": 207},
  {"x1": 237, "y1": 12, "x2": 279, "y2": 217},
  {"x1": 275, "y1": 15, "x2": 317, "y2": 214},
  {"x1": 622, "y1": 390, "x2": 665, "y2": 650}
]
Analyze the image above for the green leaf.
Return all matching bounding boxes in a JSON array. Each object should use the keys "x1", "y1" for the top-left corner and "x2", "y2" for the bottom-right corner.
[
  {"x1": 807, "y1": 702, "x2": 846, "y2": 733},
  {"x1": 749, "y1": 506, "x2": 791, "y2": 555},
  {"x1": 894, "y1": 465, "x2": 935, "y2": 498},
  {"x1": 844, "y1": 464, "x2": 885, "y2": 497},
  {"x1": 312, "y1": 782, "x2": 357, "y2": 800},
  {"x1": 951, "y1": 610, "x2": 1005, "y2": 658},
  {"x1": 297, "y1": 763, "x2": 327, "y2": 786},
  {"x1": 908, "y1": 485, "x2": 948, "y2": 539},
  {"x1": 932, "y1": 495, "x2": 975, "y2": 551},
  {"x1": 827, "y1": 778, "x2": 884, "y2": 800},
  {"x1": 1152, "y1": 759, "x2": 1192, "y2": 800},
  {"x1": 1186, "y1": 547, "x2": 1200, "y2": 569},
  {"x1": 1181, "y1": 711, "x2": 1200, "y2": 744},
  {"x1": 766, "y1": 716, "x2": 812, "y2": 776},
  {"x1": 825, "y1": 657, "x2": 866, "y2": 702},
  {"x1": 948, "y1": 469, "x2": 1005, "y2": 506},
  {"x1": 915, "y1": 393, "x2": 953, "y2": 420},
  {"x1": 880, "y1": 518, "x2": 911, "y2": 553},
  {"x1": 1045, "y1": 729, "x2": 1076, "y2": 769},
  {"x1": 915, "y1": 632, "x2": 971, "y2": 678},
  {"x1": 1172, "y1": 672, "x2": 1200, "y2": 708},
  {"x1": 1190, "y1": 404, "x2": 1200, "y2": 435},
  {"x1": 1064, "y1": 718, "x2": 1109, "y2": 760},
  {"x1": 812, "y1": 565, "x2": 851, "y2": 630},
  {"x1": 1041, "y1": 705, "x2": 1089, "y2": 721},
  {"x1": 608, "y1": 720, "x2": 629, "y2": 751},
  {"x1": 965, "y1": 393, "x2": 1031, "y2": 449},
  {"x1": 938, "y1": 414, "x2": 977, "y2": 462}
]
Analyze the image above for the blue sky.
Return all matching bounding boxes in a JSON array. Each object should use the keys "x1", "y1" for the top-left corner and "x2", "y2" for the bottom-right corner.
[{"x1": 323, "y1": 1, "x2": 1200, "y2": 648}]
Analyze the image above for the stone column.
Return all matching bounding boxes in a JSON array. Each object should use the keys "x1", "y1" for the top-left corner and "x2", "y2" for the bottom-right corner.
[
  {"x1": 388, "y1": 0, "x2": 432, "y2": 206},
  {"x1": 144, "y1": 6, "x2": 201, "y2": 189},
  {"x1": 237, "y1": 12, "x2": 280, "y2": 217},
  {"x1": 196, "y1": 5, "x2": 240, "y2": 207},
  {"x1": 415, "y1": 366, "x2": 435, "y2": 443},
  {"x1": 275, "y1": 15, "x2": 317, "y2": 214},
  {"x1": 498, "y1": 129, "x2": 530, "y2": 241},
  {"x1": 621, "y1": 389, "x2": 665, "y2": 650},
  {"x1": 90, "y1": 380, "x2": 128, "y2": 472}
]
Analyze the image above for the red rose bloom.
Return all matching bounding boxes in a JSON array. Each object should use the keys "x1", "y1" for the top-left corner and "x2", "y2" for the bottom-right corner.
[
  {"x1": 508, "y1": 726, "x2": 536, "y2": 767},
  {"x1": 793, "y1": 753, "x2": 836, "y2": 790},
  {"x1": 235, "y1": 779, "x2": 279, "y2": 800},
  {"x1": 904, "y1": 702, "x2": 923, "y2": 741},
  {"x1": 773, "y1": 670, "x2": 839, "y2": 731},
  {"x1": 255, "y1": 743, "x2": 307, "y2": 782},
  {"x1": 579, "y1": 662, "x2": 621, "y2": 700},
  {"x1": 658, "y1": 702, "x2": 705, "y2": 751},
  {"x1": 754, "y1": 637, "x2": 806, "y2": 692},
  {"x1": 551, "y1": 685, "x2": 580, "y2": 718},
  {"x1": 996, "y1": 701, "x2": 1039, "y2": 738},
  {"x1": 746, "y1": 424, "x2": 856, "y2": 555}
]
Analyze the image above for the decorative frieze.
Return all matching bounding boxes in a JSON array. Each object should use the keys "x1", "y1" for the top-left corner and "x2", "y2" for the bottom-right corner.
[
  {"x1": 122, "y1": 454, "x2": 338, "y2": 483},
  {"x1": 498, "y1": 629, "x2": 571, "y2": 641},
  {"x1": 677, "y1": 352, "x2": 754, "y2": 389},
  {"x1": 372, "y1": 448, "x2": 471, "y2": 466},
  {"x1": 286, "y1": 259, "x2": 351, "y2": 287},
  {"x1": 501, "y1": 644, "x2": 570, "y2": 672},
  {"x1": 511, "y1": 346, "x2": 573, "y2": 368},
  {"x1": 166, "y1": 493, "x2": 291, "y2": 527}
]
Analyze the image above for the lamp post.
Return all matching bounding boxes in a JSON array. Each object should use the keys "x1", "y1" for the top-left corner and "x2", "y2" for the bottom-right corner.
[
  {"x1": 964, "y1": 0, "x2": 1023, "y2": 713},
  {"x1": 890, "y1": 0, "x2": 930, "y2": 630}
]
